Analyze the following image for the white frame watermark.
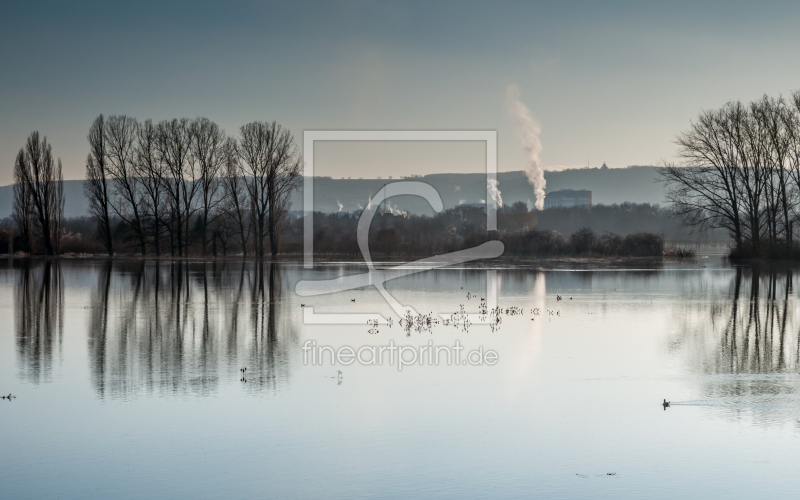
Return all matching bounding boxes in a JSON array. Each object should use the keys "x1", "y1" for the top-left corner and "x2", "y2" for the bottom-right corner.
[{"x1": 297, "y1": 130, "x2": 503, "y2": 325}]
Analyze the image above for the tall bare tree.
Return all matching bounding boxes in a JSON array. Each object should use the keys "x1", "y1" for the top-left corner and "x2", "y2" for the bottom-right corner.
[
  {"x1": 13, "y1": 132, "x2": 64, "y2": 255},
  {"x1": 106, "y1": 115, "x2": 147, "y2": 255},
  {"x1": 752, "y1": 96, "x2": 792, "y2": 255},
  {"x1": 221, "y1": 138, "x2": 251, "y2": 256},
  {"x1": 190, "y1": 118, "x2": 226, "y2": 256},
  {"x1": 264, "y1": 124, "x2": 302, "y2": 256},
  {"x1": 660, "y1": 104, "x2": 744, "y2": 251},
  {"x1": 84, "y1": 115, "x2": 114, "y2": 256},
  {"x1": 237, "y1": 121, "x2": 301, "y2": 257},
  {"x1": 662, "y1": 95, "x2": 800, "y2": 258},
  {"x1": 13, "y1": 150, "x2": 33, "y2": 253},
  {"x1": 156, "y1": 118, "x2": 195, "y2": 256},
  {"x1": 134, "y1": 119, "x2": 166, "y2": 255}
]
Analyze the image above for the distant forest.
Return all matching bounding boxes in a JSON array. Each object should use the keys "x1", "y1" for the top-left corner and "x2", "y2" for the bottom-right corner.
[
  {"x1": 1, "y1": 201, "x2": 698, "y2": 258},
  {"x1": 282, "y1": 202, "x2": 685, "y2": 259}
]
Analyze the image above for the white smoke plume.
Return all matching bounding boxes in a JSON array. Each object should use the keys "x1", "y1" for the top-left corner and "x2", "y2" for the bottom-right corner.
[
  {"x1": 506, "y1": 84, "x2": 546, "y2": 209},
  {"x1": 385, "y1": 201, "x2": 408, "y2": 217},
  {"x1": 337, "y1": 200, "x2": 344, "y2": 212},
  {"x1": 487, "y1": 178, "x2": 503, "y2": 208}
]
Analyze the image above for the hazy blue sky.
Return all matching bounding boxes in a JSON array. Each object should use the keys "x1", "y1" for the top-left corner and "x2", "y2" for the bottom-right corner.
[{"x1": 3, "y1": 0, "x2": 800, "y2": 184}]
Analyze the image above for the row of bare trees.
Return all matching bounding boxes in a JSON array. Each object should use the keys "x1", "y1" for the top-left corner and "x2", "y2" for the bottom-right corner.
[
  {"x1": 83, "y1": 115, "x2": 302, "y2": 258},
  {"x1": 12, "y1": 132, "x2": 65, "y2": 255},
  {"x1": 660, "y1": 93, "x2": 800, "y2": 258}
]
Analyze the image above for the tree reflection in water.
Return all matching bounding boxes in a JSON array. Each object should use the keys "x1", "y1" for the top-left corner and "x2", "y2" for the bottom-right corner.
[
  {"x1": 670, "y1": 266, "x2": 800, "y2": 425},
  {"x1": 15, "y1": 260, "x2": 64, "y2": 384},
  {"x1": 88, "y1": 260, "x2": 296, "y2": 399}
]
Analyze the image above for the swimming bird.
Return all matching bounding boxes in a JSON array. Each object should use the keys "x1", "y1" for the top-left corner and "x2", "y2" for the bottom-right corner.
[
  {"x1": 351, "y1": 298, "x2": 356, "y2": 302},
  {"x1": 662, "y1": 399, "x2": 670, "y2": 410}
]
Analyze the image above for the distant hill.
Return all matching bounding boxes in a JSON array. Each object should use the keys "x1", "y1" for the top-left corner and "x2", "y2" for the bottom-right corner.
[
  {"x1": 0, "y1": 179, "x2": 88, "y2": 219},
  {"x1": 0, "y1": 166, "x2": 665, "y2": 218}
]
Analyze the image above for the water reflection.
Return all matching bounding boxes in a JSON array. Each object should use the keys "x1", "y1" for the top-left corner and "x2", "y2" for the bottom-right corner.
[
  {"x1": 88, "y1": 260, "x2": 296, "y2": 399},
  {"x1": 15, "y1": 260, "x2": 63, "y2": 384},
  {"x1": 671, "y1": 267, "x2": 800, "y2": 425}
]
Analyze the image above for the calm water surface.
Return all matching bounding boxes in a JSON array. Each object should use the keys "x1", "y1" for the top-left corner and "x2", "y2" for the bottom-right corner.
[{"x1": 1, "y1": 257, "x2": 800, "y2": 499}]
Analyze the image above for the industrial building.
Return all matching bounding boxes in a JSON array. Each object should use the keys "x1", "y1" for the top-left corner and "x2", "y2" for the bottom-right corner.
[{"x1": 543, "y1": 189, "x2": 592, "y2": 209}]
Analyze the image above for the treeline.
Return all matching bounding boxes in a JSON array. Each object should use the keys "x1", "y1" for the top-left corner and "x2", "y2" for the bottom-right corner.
[
  {"x1": 661, "y1": 92, "x2": 800, "y2": 259},
  {"x1": 10, "y1": 116, "x2": 301, "y2": 257},
  {"x1": 535, "y1": 202, "x2": 727, "y2": 241},
  {"x1": 1, "y1": 201, "x2": 678, "y2": 258},
  {"x1": 279, "y1": 202, "x2": 671, "y2": 258}
]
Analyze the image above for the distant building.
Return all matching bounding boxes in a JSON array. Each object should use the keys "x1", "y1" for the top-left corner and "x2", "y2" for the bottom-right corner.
[{"x1": 544, "y1": 189, "x2": 592, "y2": 209}]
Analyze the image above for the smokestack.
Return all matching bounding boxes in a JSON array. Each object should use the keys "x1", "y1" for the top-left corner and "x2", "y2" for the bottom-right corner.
[{"x1": 506, "y1": 84, "x2": 546, "y2": 210}]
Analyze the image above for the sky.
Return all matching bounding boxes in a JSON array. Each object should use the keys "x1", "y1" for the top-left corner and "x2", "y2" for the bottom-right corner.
[{"x1": 3, "y1": 0, "x2": 800, "y2": 185}]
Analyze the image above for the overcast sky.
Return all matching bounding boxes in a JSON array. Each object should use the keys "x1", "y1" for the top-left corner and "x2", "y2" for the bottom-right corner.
[{"x1": 3, "y1": 0, "x2": 800, "y2": 184}]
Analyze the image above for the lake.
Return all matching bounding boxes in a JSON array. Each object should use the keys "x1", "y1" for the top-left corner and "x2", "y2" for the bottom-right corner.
[{"x1": 1, "y1": 257, "x2": 799, "y2": 499}]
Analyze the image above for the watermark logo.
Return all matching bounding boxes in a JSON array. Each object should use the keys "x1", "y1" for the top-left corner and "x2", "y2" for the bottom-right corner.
[
  {"x1": 296, "y1": 131, "x2": 504, "y2": 324},
  {"x1": 302, "y1": 340, "x2": 499, "y2": 370}
]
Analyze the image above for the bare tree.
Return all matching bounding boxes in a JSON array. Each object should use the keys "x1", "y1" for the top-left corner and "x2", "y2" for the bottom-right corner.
[
  {"x1": 53, "y1": 159, "x2": 64, "y2": 254},
  {"x1": 190, "y1": 118, "x2": 226, "y2": 256},
  {"x1": 106, "y1": 115, "x2": 147, "y2": 255},
  {"x1": 237, "y1": 121, "x2": 301, "y2": 257},
  {"x1": 134, "y1": 119, "x2": 166, "y2": 255},
  {"x1": 13, "y1": 132, "x2": 64, "y2": 255},
  {"x1": 237, "y1": 122, "x2": 270, "y2": 257},
  {"x1": 662, "y1": 95, "x2": 800, "y2": 258},
  {"x1": 13, "y1": 150, "x2": 33, "y2": 253},
  {"x1": 786, "y1": 92, "x2": 800, "y2": 252},
  {"x1": 752, "y1": 96, "x2": 792, "y2": 256},
  {"x1": 264, "y1": 124, "x2": 302, "y2": 257},
  {"x1": 660, "y1": 104, "x2": 744, "y2": 251},
  {"x1": 221, "y1": 139, "x2": 252, "y2": 256},
  {"x1": 84, "y1": 115, "x2": 114, "y2": 256},
  {"x1": 156, "y1": 119, "x2": 196, "y2": 256}
]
